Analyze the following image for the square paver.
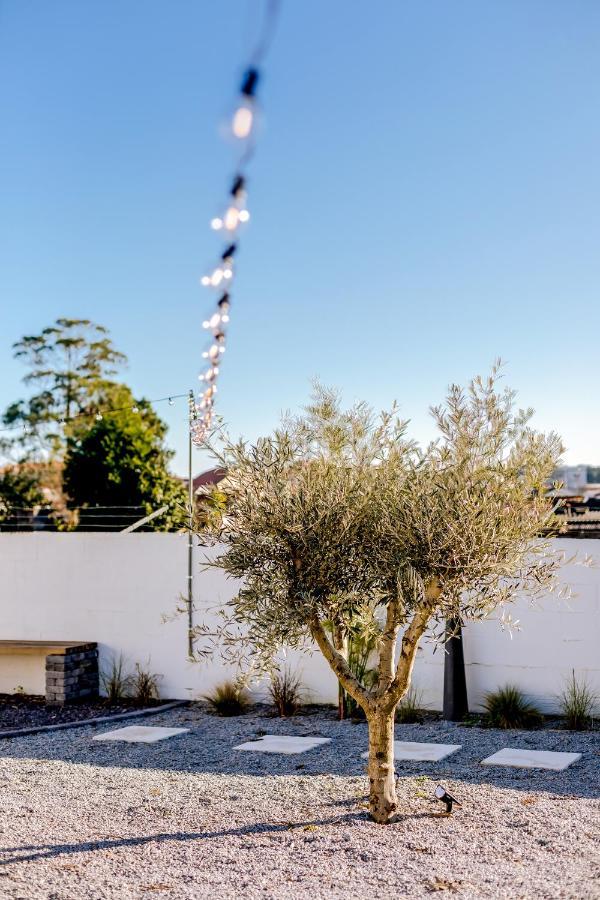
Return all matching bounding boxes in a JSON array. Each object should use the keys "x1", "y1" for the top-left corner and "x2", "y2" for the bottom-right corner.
[
  {"x1": 361, "y1": 741, "x2": 462, "y2": 762},
  {"x1": 234, "y1": 735, "x2": 331, "y2": 754},
  {"x1": 481, "y1": 748, "x2": 582, "y2": 771},
  {"x1": 92, "y1": 725, "x2": 190, "y2": 743}
]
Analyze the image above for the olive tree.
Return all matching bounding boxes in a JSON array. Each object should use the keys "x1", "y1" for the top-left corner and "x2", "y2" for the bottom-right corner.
[{"x1": 204, "y1": 368, "x2": 565, "y2": 823}]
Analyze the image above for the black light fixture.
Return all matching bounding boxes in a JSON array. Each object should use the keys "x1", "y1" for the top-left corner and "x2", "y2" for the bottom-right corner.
[{"x1": 434, "y1": 784, "x2": 461, "y2": 814}]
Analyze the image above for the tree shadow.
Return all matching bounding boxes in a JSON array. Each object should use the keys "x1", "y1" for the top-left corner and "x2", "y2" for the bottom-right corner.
[
  {"x1": 0, "y1": 806, "x2": 453, "y2": 868},
  {"x1": 0, "y1": 714, "x2": 597, "y2": 800}
]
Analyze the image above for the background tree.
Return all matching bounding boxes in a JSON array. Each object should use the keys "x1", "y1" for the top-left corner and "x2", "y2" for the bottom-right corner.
[
  {"x1": 0, "y1": 465, "x2": 44, "y2": 526},
  {"x1": 63, "y1": 384, "x2": 186, "y2": 531},
  {"x1": 204, "y1": 369, "x2": 566, "y2": 824},
  {"x1": 2, "y1": 318, "x2": 126, "y2": 459}
]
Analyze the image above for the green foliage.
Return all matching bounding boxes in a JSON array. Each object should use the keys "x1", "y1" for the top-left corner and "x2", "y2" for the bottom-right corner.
[
  {"x1": 100, "y1": 654, "x2": 132, "y2": 703},
  {"x1": 343, "y1": 630, "x2": 378, "y2": 718},
  {"x1": 3, "y1": 318, "x2": 126, "y2": 459},
  {"x1": 269, "y1": 667, "x2": 303, "y2": 716},
  {"x1": 204, "y1": 367, "x2": 564, "y2": 700},
  {"x1": 131, "y1": 662, "x2": 162, "y2": 706},
  {"x1": 482, "y1": 685, "x2": 543, "y2": 729},
  {"x1": 557, "y1": 670, "x2": 597, "y2": 730},
  {"x1": 205, "y1": 681, "x2": 251, "y2": 716},
  {"x1": 396, "y1": 685, "x2": 426, "y2": 724},
  {"x1": 63, "y1": 384, "x2": 186, "y2": 530},
  {"x1": 0, "y1": 465, "x2": 44, "y2": 522}
]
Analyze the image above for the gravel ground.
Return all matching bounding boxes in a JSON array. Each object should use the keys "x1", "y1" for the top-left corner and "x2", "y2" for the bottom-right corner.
[
  {"x1": 0, "y1": 704, "x2": 598, "y2": 899},
  {"x1": 0, "y1": 695, "x2": 167, "y2": 732}
]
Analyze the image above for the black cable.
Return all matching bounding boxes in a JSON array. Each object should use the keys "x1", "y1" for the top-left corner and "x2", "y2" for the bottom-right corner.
[
  {"x1": 0, "y1": 392, "x2": 189, "y2": 435},
  {"x1": 249, "y1": 0, "x2": 282, "y2": 67}
]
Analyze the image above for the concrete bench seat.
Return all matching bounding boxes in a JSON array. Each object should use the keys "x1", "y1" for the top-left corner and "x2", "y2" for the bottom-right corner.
[{"x1": 0, "y1": 641, "x2": 98, "y2": 706}]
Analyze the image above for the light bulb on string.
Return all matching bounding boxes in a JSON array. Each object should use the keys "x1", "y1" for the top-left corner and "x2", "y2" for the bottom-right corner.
[
  {"x1": 231, "y1": 68, "x2": 260, "y2": 140},
  {"x1": 95, "y1": 413, "x2": 103, "y2": 421},
  {"x1": 200, "y1": 246, "x2": 236, "y2": 290},
  {"x1": 217, "y1": 293, "x2": 231, "y2": 314},
  {"x1": 210, "y1": 206, "x2": 249, "y2": 235},
  {"x1": 210, "y1": 174, "x2": 250, "y2": 235},
  {"x1": 202, "y1": 312, "x2": 225, "y2": 332},
  {"x1": 132, "y1": 406, "x2": 139, "y2": 414},
  {"x1": 201, "y1": 267, "x2": 226, "y2": 289}
]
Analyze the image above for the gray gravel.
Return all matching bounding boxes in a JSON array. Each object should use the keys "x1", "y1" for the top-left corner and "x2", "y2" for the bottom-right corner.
[{"x1": 0, "y1": 704, "x2": 598, "y2": 899}]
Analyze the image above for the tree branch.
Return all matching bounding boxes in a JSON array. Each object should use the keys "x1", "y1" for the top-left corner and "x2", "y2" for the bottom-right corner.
[
  {"x1": 309, "y1": 616, "x2": 375, "y2": 713},
  {"x1": 382, "y1": 604, "x2": 432, "y2": 711},
  {"x1": 375, "y1": 597, "x2": 401, "y2": 697},
  {"x1": 381, "y1": 578, "x2": 441, "y2": 711}
]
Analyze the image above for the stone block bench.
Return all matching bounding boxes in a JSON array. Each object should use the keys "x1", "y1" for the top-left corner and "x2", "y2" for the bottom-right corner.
[{"x1": 0, "y1": 641, "x2": 98, "y2": 706}]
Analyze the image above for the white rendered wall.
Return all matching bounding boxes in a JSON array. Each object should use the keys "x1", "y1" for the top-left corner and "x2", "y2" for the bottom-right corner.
[{"x1": 0, "y1": 534, "x2": 598, "y2": 712}]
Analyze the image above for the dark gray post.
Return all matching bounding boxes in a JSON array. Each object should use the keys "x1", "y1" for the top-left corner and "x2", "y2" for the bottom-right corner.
[{"x1": 443, "y1": 619, "x2": 468, "y2": 721}]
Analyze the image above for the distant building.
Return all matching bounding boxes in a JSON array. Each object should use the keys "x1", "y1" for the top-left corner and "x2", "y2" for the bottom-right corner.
[{"x1": 552, "y1": 465, "x2": 587, "y2": 494}]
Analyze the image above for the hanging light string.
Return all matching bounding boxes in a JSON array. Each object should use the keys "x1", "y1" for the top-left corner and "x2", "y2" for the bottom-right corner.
[
  {"x1": 0, "y1": 392, "x2": 189, "y2": 436},
  {"x1": 191, "y1": 0, "x2": 281, "y2": 446}
]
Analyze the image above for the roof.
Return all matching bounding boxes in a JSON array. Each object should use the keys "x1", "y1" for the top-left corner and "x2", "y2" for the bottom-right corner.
[{"x1": 192, "y1": 467, "x2": 227, "y2": 495}]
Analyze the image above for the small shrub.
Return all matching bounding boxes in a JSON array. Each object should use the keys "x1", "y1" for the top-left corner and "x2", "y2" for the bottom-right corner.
[
  {"x1": 205, "y1": 680, "x2": 250, "y2": 716},
  {"x1": 483, "y1": 685, "x2": 543, "y2": 729},
  {"x1": 100, "y1": 654, "x2": 132, "y2": 703},
  {"x1": 269, "y1": 667, "x2": 303, "y2": 716},
  {"x1": 131, "y1": 661, "x2": 162, "y2": 706},
  {"x1": 557, "y1": 670, "x2": 598, "y2": 731},
  {"x1": 396, "y1": 685, "x2": 426, "y2": 724}
]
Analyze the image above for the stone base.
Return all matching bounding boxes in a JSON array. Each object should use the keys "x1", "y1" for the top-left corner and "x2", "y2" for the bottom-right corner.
[{"x1": 45, "y1": 643, "x2": 99, "y2": 706}]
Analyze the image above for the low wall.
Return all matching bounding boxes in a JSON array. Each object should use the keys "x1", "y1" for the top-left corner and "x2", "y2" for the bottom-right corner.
[{"x1": 0, "y1": 534, "x2": 598, "y2": 712}]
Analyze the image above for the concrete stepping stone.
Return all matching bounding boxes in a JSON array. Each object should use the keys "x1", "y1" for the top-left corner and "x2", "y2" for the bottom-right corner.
[
  {"x1": 234, "y1": 735, "x2": 331, "y2": 754},
  {"x1": 92, "y1": 725, "x2": 190, "y2": 744},
  {"x1": 481, "y1": 748, "x2": 582, "y2": 771},
  {"x1": 361, "y1": 741, "x2": 462, "y2": 762}
]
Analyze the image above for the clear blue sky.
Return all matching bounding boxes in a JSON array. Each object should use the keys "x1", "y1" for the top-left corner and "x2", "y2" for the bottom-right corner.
[{"x1": 1, "y1": 1, "x2": 599, "y2": 475}]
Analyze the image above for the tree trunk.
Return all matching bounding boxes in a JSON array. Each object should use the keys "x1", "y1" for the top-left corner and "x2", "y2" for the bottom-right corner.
[{"x1": 367, "y1": 708, "x2": 397, "y2": 823}]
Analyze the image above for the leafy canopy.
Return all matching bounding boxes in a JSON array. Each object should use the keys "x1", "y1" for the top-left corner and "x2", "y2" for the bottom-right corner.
[
  {"x1": 0, "y1": 465, "x2": 45, "y2": 523},
  {"x1": 204, "y1": 366, "x2": 564, "y2": 680},
  {"x1": 63, "y1": 384, "x2": 186, "y2": 531},
  {"x1": 2, "y1": 318, "x2": 126, "y2": 459}
]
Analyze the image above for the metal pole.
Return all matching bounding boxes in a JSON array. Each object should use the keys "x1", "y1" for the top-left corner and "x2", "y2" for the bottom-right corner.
[
  {"x1": 187, "y1": 390, "x2": 194, "y2": 659},
  {"x1": 443, "y1": 618, "x2": 469, "y2": 721}
]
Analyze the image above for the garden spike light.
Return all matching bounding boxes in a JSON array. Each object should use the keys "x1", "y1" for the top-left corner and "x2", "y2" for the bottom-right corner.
[{"x1": 434, "y1": 785, "x2": 461, "y2": 814}]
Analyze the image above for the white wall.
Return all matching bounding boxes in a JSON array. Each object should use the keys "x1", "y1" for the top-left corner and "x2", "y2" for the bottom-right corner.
[{"x1": 0, "y1": 535, "x2": 598, "y2": 712}]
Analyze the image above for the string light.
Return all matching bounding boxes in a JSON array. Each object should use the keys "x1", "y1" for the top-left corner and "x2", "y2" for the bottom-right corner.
[
  {"x1": 232, "y1": 68, "x2": 259, "y2": 139},
  {"x1": 0, "y1": 392, "x2": 189, "y2": 436},
  {"x1": 191, "y1": 1, "x2": 280, "y2": 446}
]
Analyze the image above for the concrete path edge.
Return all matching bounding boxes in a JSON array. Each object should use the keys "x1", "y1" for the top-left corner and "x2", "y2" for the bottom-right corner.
[{"x1": 0, "y1": 699, "x2": 189, "y2": 740}]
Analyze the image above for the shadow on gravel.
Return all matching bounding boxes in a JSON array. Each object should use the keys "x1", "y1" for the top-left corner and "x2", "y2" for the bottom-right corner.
[
  {"x1": 0, "y1": 810, "x2": 397, "y2": 867},
  {"x1": 0, "y1": 791, "x2": 569, "y2": 868},
  {"x1": 0, "y1": 714, "x2": 597, "y2": 801}
]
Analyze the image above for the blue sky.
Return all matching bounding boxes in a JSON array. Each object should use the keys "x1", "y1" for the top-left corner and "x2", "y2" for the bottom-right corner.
[{"x1": 1, "y1": 1, "x2": 599, "y2": 475}]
